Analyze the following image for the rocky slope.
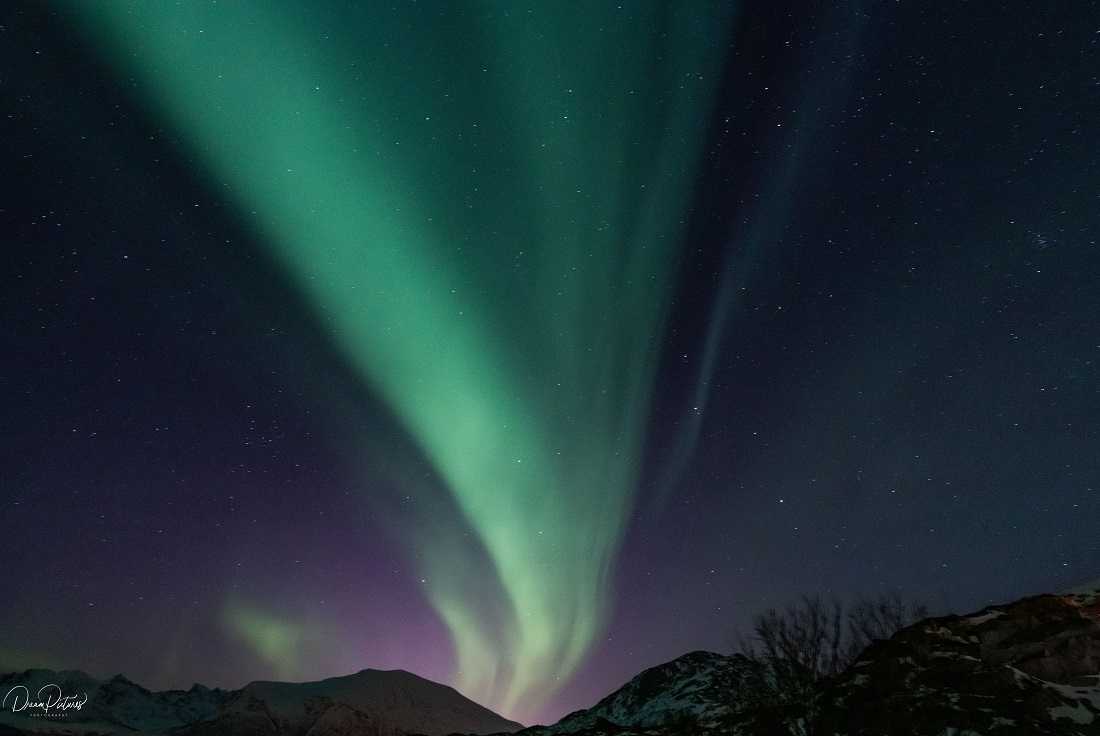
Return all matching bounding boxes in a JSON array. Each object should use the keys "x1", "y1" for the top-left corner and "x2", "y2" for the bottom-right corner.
[
  {"x1": 513, "y1": 579, "x2": 1100, "y2": 736},
  {"x1": 521, "y1": 651, "x2": 758, "y2": 735},
  {"x1": 803, "y1": 579, "x2": 1100, "y2": 736},
  {"x1": 0, "y1": 668, "x2": 520, "y2": 736}
]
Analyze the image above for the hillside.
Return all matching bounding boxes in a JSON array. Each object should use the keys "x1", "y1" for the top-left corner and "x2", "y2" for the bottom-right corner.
[{"x1": 514, "y1": 579, "x2": 1100, "y2": 735}]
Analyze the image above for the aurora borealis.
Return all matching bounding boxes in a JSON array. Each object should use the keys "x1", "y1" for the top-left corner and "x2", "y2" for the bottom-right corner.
[
  {"x1": 3, "y1": 0, "x2": 1100, "y2": 727},
  {"x1": 61, "y1": 2, "x2": 731, "y2": 714}
]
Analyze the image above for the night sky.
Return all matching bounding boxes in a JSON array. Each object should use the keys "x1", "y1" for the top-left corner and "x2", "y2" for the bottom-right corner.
[{"x1": 2, "y1": 0, "x2": 1099, "y2": 727}]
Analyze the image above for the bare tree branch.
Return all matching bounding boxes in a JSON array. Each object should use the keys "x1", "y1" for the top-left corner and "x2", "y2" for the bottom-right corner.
[{"x1": 733, "y1": 591, "x2": 927, "y2": 705}]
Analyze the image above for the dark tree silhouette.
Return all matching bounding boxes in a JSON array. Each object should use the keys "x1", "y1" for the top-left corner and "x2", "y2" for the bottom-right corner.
[{"x1": 734, "y1": 592, "x2": 928, "y2": 706}]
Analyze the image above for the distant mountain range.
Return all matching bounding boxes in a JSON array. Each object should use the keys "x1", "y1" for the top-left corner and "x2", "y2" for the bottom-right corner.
[
  {"x1": 0, "y1": 667, "x2": 521, "y2": 736},
  {"x1": 3, "y1": 580, "x2": 1098, "y2": 736}
]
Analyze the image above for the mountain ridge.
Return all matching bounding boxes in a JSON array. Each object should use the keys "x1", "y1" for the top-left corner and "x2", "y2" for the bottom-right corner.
[
  {"x1": 4, "y1": 580, "x2": 1097, "y2": 736},
  {"x1": 509, "y1": 578, "x2": 1100, "y2": 736},
  {"x1": 0, "y1": 666, "x2": 521, "y2": 736}
]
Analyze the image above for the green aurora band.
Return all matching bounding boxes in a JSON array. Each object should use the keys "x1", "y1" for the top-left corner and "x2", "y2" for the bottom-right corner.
[
  {"x1": 222, "y1": 597, "x2": 320, "y2": 682},
  {"x1": 68, "y1": 2, "x2": 732, "y2": 718}
]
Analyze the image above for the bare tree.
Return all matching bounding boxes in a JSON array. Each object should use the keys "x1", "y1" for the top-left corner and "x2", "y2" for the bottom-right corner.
[
  {"x1": 733, "y1": 592, "x2": 927, "y2": 704},
  {"x1": 741, "y1": 595, "x2": 845, "y2": 673},
  {"x1": 845, "y1": 591, "x2": 928, "y2": 664}
]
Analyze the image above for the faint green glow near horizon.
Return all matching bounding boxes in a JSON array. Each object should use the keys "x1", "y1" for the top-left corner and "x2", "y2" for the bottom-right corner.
[
  {"x1": 222, "y1": 598, "x2": 311, "y2": 681},
  {"x1": 70, "y1": 2, "x2": 731, "y2": 720}
]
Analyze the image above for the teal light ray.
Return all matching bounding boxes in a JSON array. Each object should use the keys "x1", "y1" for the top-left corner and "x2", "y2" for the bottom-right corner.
[{"x1": 67, "y1": 2, "x2": 731, "y2": 720}]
